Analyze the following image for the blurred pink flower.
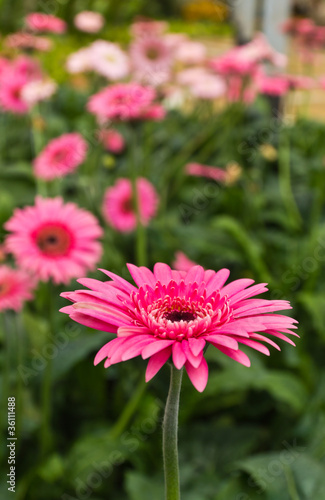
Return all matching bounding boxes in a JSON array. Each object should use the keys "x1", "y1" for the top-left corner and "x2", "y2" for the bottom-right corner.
[
  {"x1": 5, "y1": 196, "x2": 103, "y2": 284},
  {"x1": 33, "y1": 133, "x2": 88, "y2": 180},
  {"x1": 66, "y1": 48, "x2": 93, "y2": 73},
  {"x1": 74, "y1": 11, "x2": 105, "y2": 33},
  {"x1": 4, "y1": 32, "x2": 53, "y2": 51},
  {"x1": 130, "y1": 36, "x2": 172, "y2": 86},
  {"x1": 0, "y1": 73, "x2": 30, "y2": 114},
  {"x1": 191, "y1": 74, "x2": 226, "y2": 99},
  {"x1": 0, "y1": 265, "x2": 35, "y2": 312},
  {"x1": 61, "y1": 263, "x2": 298, "y2": 392},
  {"x1": 163, "y1": 33, "x2": 188, "y2": 50},
  {"x1": 21, "y1": 78, "x2": 57, "y2": 106},
  {"x1": 26, "y1": 13, "x2": 66, "y2": 34},
  {"x1": 103, "y1": 178, "x2": 159, "y2": 232},
  {"x1": 175, "y1": 40, "x2": 207, "y2": 65},
  {"x1": 286, "y1": 75, "x2": 314, "y2": 90},
  {"x1": 99, "y1": 129, "x2": 125, "y2": 154},
  {"x1": 258, "y1": 74, "x2": 290, "y2": 96},
  {"x1": 186, "y1": 163, "x2": 228, "y2": 182},
  {"x1": 173, "y1": 252, "x2": 197, "y2": 272},
  {"x1": 130, "y1": 18, "x2": 168, "y2": 38},
  {"x1": 90, "y1": 41, "x2": 129, "y2": 80},
  {"x1": 87, "y1": 83, "x2": 163, "y2": 122}
]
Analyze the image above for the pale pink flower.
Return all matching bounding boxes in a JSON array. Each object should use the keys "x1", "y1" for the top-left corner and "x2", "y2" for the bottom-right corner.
[
  {"x1": 12, "y1": 55, "x2": 42, "y2": 81},
  {"x1": 26, "y1": 13, "x2": 66, "y2": 34},
  {"x1": 173, "y1": 252, "x2": 197, "y2": 272},
  {"x1": 177, "y1": 67, "x2": 210, "y2": 86},
  {"x1": 4, "y1": 32, "x2": 53, "y2": 51},
  {"x1": 103, "y1": 178, "x2": 159, "y2": 232},
  {"x1": 74, "y1": 11, "x2": 105, "y2": 33},
  {"x1": 130, "y1": 36, "x2": 172, "y2": 86},
  {"x1": 0, "y1": 265, "x2": 35, "y2": 312},
  {"x1": 258, "y1": 75, "x2": 290, "y2": 96},
  {"x1": 191, "y1": 74, "x2": 226, "y2": 100},
  {"x1": 5, "y1": 197, "x2": 103, "y2": 284},
  {"x1": 186, "y1": 163, "x2": 228, "y2": 182},
  {"x1": 21, "y1": 78, "x2": 57, "y2": 106},
  {"x1": 87, "y1": 83, "x2": 162, "y2": 122},
  {"x1": 33, "y1": 133, "x2": 88, "y2": 180},
  {"x1": 90, "y1": 41, "x2": 129, "y2": 80},
  {"x1": 238, "y1": 33, "x2": 287, "y2": 69},
  {"x1": 99, "y1": 129, "x2": 125, "y2": 154},
  {"x1": 66, "y1": 48, "x2": 93, "y2": 74},
  {"x1": 175, "y1": 40, "x2": 207, "y2": 65},
  {"x1": 130, "y1": 18, "x2": 168, "y2": 39},
  {"x1": 163, "y1": 33, "x2": 188, "y2": 50},
  {"x1": 61, "y1": 263, "x2": 298, "y2": 392}
]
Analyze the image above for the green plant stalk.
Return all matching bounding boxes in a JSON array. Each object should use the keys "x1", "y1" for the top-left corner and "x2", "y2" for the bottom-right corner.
[
  {"x1": 2, "y1": 313, "x2": 11, "y2": 433},
  {"x1": 15, "y1": 313, "x2": 24, "y2": 442},
  {"x1": 130, "y1": 124, "x2": 147, "y2": 267},
  {"x1": 163, "y1": 364, "x2": 183, "y2": 500}
]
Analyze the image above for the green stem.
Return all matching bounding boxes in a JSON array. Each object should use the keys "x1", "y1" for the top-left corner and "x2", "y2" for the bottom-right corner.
[
  {"x1": 15, "y1": 313, "x2": 24, "y2": 443},
  {"x1": 163, "y1": 365, "x2": 183, "y2": 500}
]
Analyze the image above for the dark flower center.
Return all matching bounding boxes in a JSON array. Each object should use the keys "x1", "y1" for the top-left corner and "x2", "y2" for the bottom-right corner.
[
  {"x1": 36, "y1": 224, "x2": 72, "y2": 257},
  {"x1": 164, "y1": 310, "x2": 196, "y2": 323},
  {"x1": 146, "y1": 47, "x2": 161, "y2": 60}
]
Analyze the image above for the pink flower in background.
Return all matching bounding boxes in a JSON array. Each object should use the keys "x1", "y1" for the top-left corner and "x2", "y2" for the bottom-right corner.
[
  {"x1": 26, "y1": 13, "x2": 66, "y2": 34},
  {"x1": 90, "y1": 41, "x2": 129, "y2": 80},
  {"x1": 87, "y1": 83, "x2": 162, "y2": 122},
  {"x1": 286, "y1": 75, "x2": 314, "y2": 90},
  {"x1": 103, "y1": 178, "x2": 159, "y2": 232},
  {"x1": 0, "y1": 265, "x2": 35, "y2": 312},
  {"x1": 163, "y1": 33, "x2": 188, "y2": 50},
  {"x1": 0, "y1": 74, "x2": 30, "y2": 114},
  {"x1": 33, "y1": 133, "x2": 88, "y2": 180},
  {"x1": 66, "y1": 48, "x2": 93, "y2": 73},
  {"x1": 99, "y1": 129, "x2": 125, "y2": 154},
  {"x1": 4, "y1": 32, "x2": 53, "y2": 51},
  {"x1": 210, "y1": 47, "x2": 257, "y2": 76},
  {"x1": 5, "y1": 197, "x2": 103, "y2": 284},
  {"x1": 258, "y1": 74, "x2": 290, "y2": 96},
  {"x1": 0, "y1": 57, "x2": 10, "y2": 78},
  {"x1": 175, "y1": 40, "x2": 207, "y2": 65},
  {"x1": 130, "y1": 36, "x2": 172, "y2": 86},
  {"x1": 130, "y1": 18, "x2": 168, "y2": 38},
  {"x1": 173, "y1": 252, "x2": 197, "y2": 272},
  {"x1": 191, "y1": 74, "x2": 226, "y2": 99},
  {"x1": 61, "y1": 263, "x2": 298, "y2": 392},
  {"x1": 12, "y1": 55, "x2": 42, "y2": 81},
  {"x1": 142, "y1": 104, "x2": 166, "y2": 121},
  {"x1": 74, "y1": 11, "x2": 105, "y2": 33},
  {"x1": 21, "y1": 78, "x2": 57, "y2": 106},
  {"x1": 238, "y1": 33, "x2": 287, "y2": 69},
  {"x1": 186, "y1": 163, "x2": 228, "y2": 183}
]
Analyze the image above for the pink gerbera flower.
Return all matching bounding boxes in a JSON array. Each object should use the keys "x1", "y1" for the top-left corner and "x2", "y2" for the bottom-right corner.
[
  {"x1": 33, "y1": 133, "x2": 88, "y2": 180},
  {"x1": 173, "y1": 252, "x2": 197, "y2": 272},
  {"x1": 0, "y1": 73, "x2": 29, "y2": 114},
  {"x1": 258, "y1": 74, "x2": 290, "y2": 96},
  {"x1": 90, "y1": 41, "x2": 129, "y2": 81},
  {"x1": 0, "y1": 265, "x2": 35, "y2": 312},
  {"x1": 74, "y1": 11, "x2": 105, "y2": 33},
  {"x1": 5, "y1": 197, "x2": 103, "y2": 284},
  {"x1": 130, "y1": 36, "x2": 172, "y2": 86},
  {"x1": 61, "y1": 263, "x2": 298, "y2": 392},
  {"x1": 87, "y1": 83, "x2": 163, "y2": 122},
  {"x1": 98, "y1": 129, "x2": 125, "y2": 154},
  {"x1": 26, "y1": 13, "x2": 66, "y2": 34},
  {"x1": 103, "y1": 178, "x2": 159, "y2": 232}
]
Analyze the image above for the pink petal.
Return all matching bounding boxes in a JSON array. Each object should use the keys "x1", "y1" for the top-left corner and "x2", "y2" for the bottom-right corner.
[
  {"x1": 99, "y1": 268, "x2": 137, "y2": 293},
  {"x1": 127, "y1": 263, "x2": 156, "y2": 287},
  {"x1": 145, "y1": 346, "x2": 172, "y2": 382},
  {"x1": 121, "y1": 336, "x2": 155, "y2": 361},
  {"x1": 118, "y1": 326, "x2": 151, "y2": 337},
  {"x1": 206, "y1": 334, "x2": 238, "y2": 350},
  {"x1": 229, "y1": 283, "x2": 268, "y2": 304},
  {"x1": 172, "y1": 342, "x2": 187, "y2": 369},
  {"x1": 188, "y1": 337, "x2": 206, "y2": 356},
  {"x1": 141, "y1": 339, "x2": 175, "y2": 359},
  {"x1": 153, "y1": 263, "x2": 172, "y2": 285},
  {"x1": 249, "y1": 333, "x2": 281, "y2": 350},
  {"x1": 215, "y1": 345, "x2": 251, "y2": 367},
  {"x1": 182, "y1": 340, "x2": 203, "y2": 368},
  {"x1": 185, "y1": 357, "x2": 209, "y2": 392},
  {"x1": 220, "y1": 279, "x2": 255, "y2": 298},
  {"x1": 184, "y1": 265, "x2": 205, "y2": 285},
  {"x1": 68, "y1": 311, "x2": 118, "y2": 333},
  {"x1": 236, "y1": 338, "x2": 270, "y2": 356},
  {"x1": 94, "y1": 337, "x2": 124, "y2": 365},
  {"x1": 205, "y1": 268, "x2": 230, "y2": 295}
]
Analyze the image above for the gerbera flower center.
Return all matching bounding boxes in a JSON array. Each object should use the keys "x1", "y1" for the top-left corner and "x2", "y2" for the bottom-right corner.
[
  {"x1": 35, "y1": 224, "x2": 72, "y2": 257},
  {"x1": 146, "y1": 47, "x2": 161, "y2": 60},
  {"x1": 164, "y1": 310, "x2": 196, "y2": 322}
]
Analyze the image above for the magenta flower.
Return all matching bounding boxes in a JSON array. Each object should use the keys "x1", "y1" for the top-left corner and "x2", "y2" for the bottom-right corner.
[
  {"x1": 87, "y1": 83, "x2": 164, "y2": 122},
  {"x1": 0, "y1": 265, "x2": 35, "y2": 311},
  {"x1": 33, "y1": 133, "x2": 88, "y2": 180},
  {"x1": 25, "y1": 13, "x2": 66, "y2": 34},
  {"x1": 61, "y1": 264, "x2": 298, "y2": 392},
  {"x1": 5, "y1": 196, "x2": 103, "y2": 284},
  {"x1": 102, "y1": 177, "x2": 159, "y2": 232}
]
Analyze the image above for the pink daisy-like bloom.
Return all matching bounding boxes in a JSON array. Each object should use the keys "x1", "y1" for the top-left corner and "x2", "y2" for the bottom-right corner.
[
  {"x1": 66, "y1": 48, "x2": 93, "y2": 74},
  {"x1": 130, "y1": 36, "x2": 172, "y2": 86},
  {"x1": 130, "y1": 18, "x2": 168, "y2": 39},
  {"x1": 174, "y1": 40, "x2": 207, "y2": 65},
  {"x1": 74, "y1": 11, "x2": 105, "y2": 33},
  {"x1": 99, "y1": 129, "x2": 125, "y2": 154},
  {"x1": 258, "y1": 74, "x2": 290, "y2": 96},
  {"x1": 5, "y1": 32, "x2": 53, "y2": 51},
  {"x1": 103, "y1": 178, "x2": 159, "y2": 232},
  {"x1": 173, "y1": 252, "x2": 198, "y2": 272},
  {"x1": 5, "y1": 196, "x2": 103, "y2": 284},
  {"x1": 186, "y1": 163, "x2": 228, "y2": 183},
  {"x1": 26, "y1": 13, "x2": 66, "y2": 34},
  {"x1": 87, "y1": 83, "x2": 162, "y2": 122},
  {"x1": 0, "y1": 73, "x2": 30, "y2": 114},
  {"x1": 60, "y1": 263, "x2": 298, "y2": 392},
  {"x1": 0, "y1": 265, "x2": 35, "y2": 312},
  {"x1": 21, "y1": 78, "x2": 57, "y2": 107},
  {"x1": 90, "y1": 41, "x2": 129, "y2": 81},
  {"x1": 33, "y1": 133, "x2": 88, "y2": 181}
]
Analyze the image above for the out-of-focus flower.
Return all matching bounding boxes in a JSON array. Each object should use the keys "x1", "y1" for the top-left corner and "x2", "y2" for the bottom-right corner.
[
  {"x1": 0, "y1": 74, "x2": 30, "y2": 114},
  {"x1": 173, "y1": 251, "x2": 197, "y2": 272},
  {"x1": 259, "y1": 144, "x2": 278, "y2": 162},
  {"x1": 225, "y1": 162, "x2": 242, "y2": 185},
  {"x1": 175, "y1": 40, "x2": 207, "y2": 65},
  {"x1": 130, "y1": 18, "x2": 168, "y2": 38},
  {"x1": 4, "y1": 32, "x2": 53, "y2": 51},
  {"x1": 258, "y1": 74, "x2": 290, "y2": 96},
  {"x1": 12, "y1": 55, "x2": 42, "y2": 81},
  {"x1": 21, "y1": 78, "x2": 57, "y2": 106},
  {"x1": 99, "y1": 129, "x2": 125, "y2": 154},
  {"x1": 25, "y1": 13, "x2": 66, "y2": 34},
  {"x1": 61, "y1": 263, "x2": 298, "y2": 392},
  {"x1": 286, "y1": 74, "x2": 314, "y2": 90},
  {"x1": 74, "y1": 11, "x2": 105, "y2": 33},
  {"x1": 0, "y1": 265, "x2": 35, "y2": 312},
  {"x1": 66, "y1": 48, "x2": 93, "y2": 74},
  {"x1": 87, "y1": 83, "x2": 164, "y2": 122},
  {"x1": 33, "y1": 133, "x2": 88, "y2": 180},
  {"x1": 90, "y1": 41, "x2": 129, "y2": 80},
  {"x1": 191, "y1": 74, "x2": 226, "y2": 99},
  {"x1": 130, "y1": 36, "x2": 172, "y2": 86},
  {"x1": 102, "y1": 178, "x2": 159, "y2": 232},
  {"x1": 186, "y1": 162, "x2": 228, "y2": 182},
  {"x1": 0, "y1": 245, "x2": 7, "y2": 262},
  {"x1": 5, "y1": 196, "x2": 103, "y2": 284},
  {"x1": 163, "y1": 33, "x2": 188, "y2": 50}
]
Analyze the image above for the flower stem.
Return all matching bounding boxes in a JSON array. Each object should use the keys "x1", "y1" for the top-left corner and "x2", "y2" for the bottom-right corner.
[{"x1": 163, "y1": 365, "x2": 183, "y2": 500}]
